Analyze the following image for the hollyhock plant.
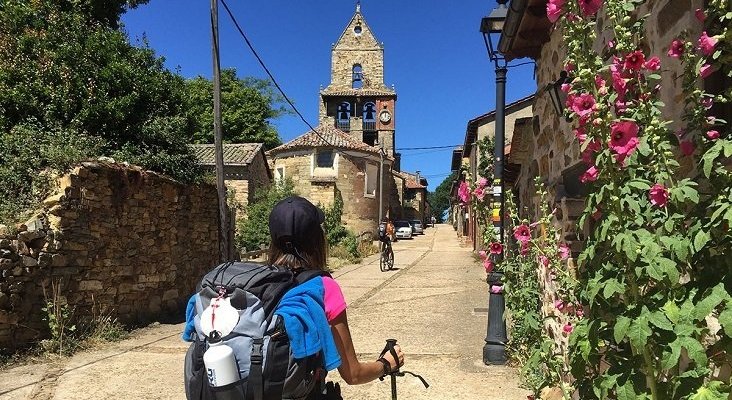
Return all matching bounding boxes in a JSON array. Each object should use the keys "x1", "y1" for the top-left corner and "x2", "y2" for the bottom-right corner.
[
  {"x1": 577, "y1": 0, "x2": 603, "y2": 17},
  {"x1": 554, "y1": 300, "x2": 565, "y2": 311},
  {"x1": 479, "y1": 250, "x2": 487, "y2": 260},
  {"x1": 695, "y1": 8, "x2": 706, "y2": 22},
  {"x1": 483, "y1": 258, "x2": 495, "y2": 273},
  {"x1": 667, "y1": 39, "x2": 685, "y2": 58},
  {"x1": 698, "y1": 32, "x2": 718, "y2": 56},
  {"x1": 649, "y1": 184, "x2": 669, "y2": 207},
  {"x1": 680, "y1": 140, "x2": 695, "y2": 156},
  {"x1": 546, "y1": 0, "x2": 564, "y2": 23},
  {"x1": 644, "y1": 56, "x2": 661, "y2": 71},
  {"x1": 624, "y1": 50, "x2": 646, "y2": 71},
  {"x1": 700, "y1": 64, "x2": 714, "y2": 79},
  {"x1": 513, "y1": 224, "x2": 531, "y2": 243},
  {"x1": 519, "y1": 241, "x2": 530, "y2": 255},
  {"x1": 558, "y1": 243, "x2": 570, "y2": 260},
  {"x1": 611, "y1": 71, "x2": 628, "y2": 96},
  {"x1": 458, "y1": 181, "x2": 470, "y2": 204},
  {"x1": 490, "y1": 285, "x2": 503, "y2": 294},
  {"x1": 571, "y1": 93, "x2": 596, "y2": 118},
  {"x1": 538, "y1": 255, "x2": 550, "y2": 267},
  {"x1": 477, "y1": 177, "x2": 488, "y2": 189},
  {"x1": 701, "y1": 97, "x2": 713, "y2": 109},
  {"x1": 489, "y1": 242, "x2": 503, "y2": 255},
  {"x1": 563, "y1": 323, "x2": 574, "y2": 334},
  {"x1": 580, "y1": 165, "x2": 599, "y2": 183},
  {"x1": 706, "y1": 130, "x2": 720, "y2": 140},
  {"x1": 473, "y1": 186, "x2": 485, "y2": 201},
  {"x1": 609, "y1": 120, "x2": 640, "y2": 162}
]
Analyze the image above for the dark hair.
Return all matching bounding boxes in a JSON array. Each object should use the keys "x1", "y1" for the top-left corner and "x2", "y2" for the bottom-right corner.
[{"x1": 268, "y1": 223, "x2": 328, "y2": 271}]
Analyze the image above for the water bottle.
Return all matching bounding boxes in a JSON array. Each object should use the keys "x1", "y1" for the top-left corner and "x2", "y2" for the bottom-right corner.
[{"x1": 203, "y1": 331, "x2": 240, "y2": 388}]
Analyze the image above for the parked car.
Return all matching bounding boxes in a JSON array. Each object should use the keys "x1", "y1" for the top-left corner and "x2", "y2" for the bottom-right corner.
[
  {"x1": 410, "y1": 220, "x2": 424, "y2": 235},
  {"x1": 394, "y1": 220, "x2": 413, "y2": 239}
]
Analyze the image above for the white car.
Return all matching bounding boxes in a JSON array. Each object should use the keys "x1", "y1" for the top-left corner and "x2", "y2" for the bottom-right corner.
[{"x1": 395, "y1": 220, "x2": 413, "y2": 239}]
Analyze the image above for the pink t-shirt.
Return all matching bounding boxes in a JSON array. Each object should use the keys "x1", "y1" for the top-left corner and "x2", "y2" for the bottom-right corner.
[{"x1": 321, "y1": 276, "x2": 347, "y2": 322}]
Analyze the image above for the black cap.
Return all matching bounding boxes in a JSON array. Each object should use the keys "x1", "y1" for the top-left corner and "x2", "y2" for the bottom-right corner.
[{"x1": 269, "y1": 196, "x2": 325, "y2": 246}]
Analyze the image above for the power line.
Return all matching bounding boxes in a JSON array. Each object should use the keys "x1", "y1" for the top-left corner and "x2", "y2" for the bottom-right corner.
[
  {"x1": 396, "y1": 144, "x2": 463, "y2": 151},
  {"x1": 218, "y1": 0, "x2": 334, "y2": 147}
]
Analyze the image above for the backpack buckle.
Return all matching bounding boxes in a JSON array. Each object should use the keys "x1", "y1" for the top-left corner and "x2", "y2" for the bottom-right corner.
[{"x1": 251, "y1": 339, "x2": 264, "y2": 365}]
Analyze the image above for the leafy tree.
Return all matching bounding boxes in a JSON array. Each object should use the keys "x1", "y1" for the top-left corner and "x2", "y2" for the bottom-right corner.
[
  {"x1": 236, "y1": 180, "x2": 296, "y2": 252},
  {"x1": 427, "y1": 172, "x2": 456, "y2": 223},
  {"x1": 185, "y1": 69, "x2": 288, "y2": 149}
]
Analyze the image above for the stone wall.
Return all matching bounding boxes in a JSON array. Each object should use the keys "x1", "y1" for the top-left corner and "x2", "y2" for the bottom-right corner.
[
  {"x1": 225, "y1": 152, "x2": 272, "y2": 211},
  {"x1": 0, "y1": 162, "x2": 220, "y2": 351}
]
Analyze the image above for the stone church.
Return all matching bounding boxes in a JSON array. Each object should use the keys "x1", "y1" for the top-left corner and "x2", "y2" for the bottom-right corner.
[{"x1": 268, "y1": 3, "x2": 424, "y2": 237}]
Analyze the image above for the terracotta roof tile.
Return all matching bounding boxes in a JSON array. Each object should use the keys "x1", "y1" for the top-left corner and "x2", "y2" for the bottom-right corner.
[
  {"x1": 268, "y1": 124, "x2": 380, "y2": 155},
  {"x1": 190, "y1": 143, "x2": 263, "y2": 166},
  {"x1": 320, "y1": 88, "x2": 396, "y2": 97}
]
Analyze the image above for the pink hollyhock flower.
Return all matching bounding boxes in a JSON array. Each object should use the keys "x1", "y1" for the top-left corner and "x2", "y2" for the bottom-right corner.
[
  {"x1": 458, "y1": 181, "x2": 470, "y2": 204},
  {"x1": 680, "y1": 140, "x2": 695, "y2": 156},
  {"x1": 483, "y1": 258, "x2": 495, "y2": 273},
  {"x1": 674, "y1": 128, "x2": 687, "y2": 139},
  {"x1": 538, "y1": 255, "x2": 550, "y2": 267},
  {"x1": 700, "y1": 64, "x2": 714, "y2": 79},
  {"x1": 473, "y1": 187, "x2": 485, "y2": 201},
  {"x1": 489, "y1": 242, "x2": 503, "y2": 255},
  {"x1": 649, "y1": 184, "x2": 669, "y2": 207},
  {"x1": 576, "y1": 307, "x2": 585, "y2": 318},
  {"x1": 519, "y1": 241, "x2": 530, "y2": 256},
  {"x1": 698, "y1": 32, "x2": 718, "y2": 56},
  {"x1": 546, "y1": 0, "x2": 565, "y2": 23},
  {"x1": 478, "y1": 250, "x2": 487, "y2": 260},
  {"x1": 574, "y1": 128, "x2": 587, "y2": 144},
  {"x1": 571, "y1": 93, "x2": 596, "y2": 117},
  {"x1": 701, "y1": 97, "x2": 713, "y2": 109},
  {"x1": 563, "y1": 323, "x2": 574, "y2": 334},
  {"x1": 577, "y1": 0, "x2": 603, "y2": 17},
  {"x1": 477, "y1": 177, "x2": 488, "y2": 189},
  {"x1": 490, "y1": 284, "x2": 503, "y2": 294},
  {"x1": 668, "y1": 39, "x2": 685, "y2": 58},
  {"x1": 695, "y1": 8, "x2": 706, "y2": 22},
  {"x1": 706, "y1": 130, "x2": 720, "y2": 140},
  {"x1": 624, "y1": 50, "x2": 646, "y2": 71},
  {"x1": 558, "y1": 243, "x2": 570, "y2": 260},
  {"x1": 644, "y1": 56, "x2": 661, "y2": 71},
  {"x1": 595, "y1": 75, "x2": 606, "y2": 89},
  {"x1": 607, "y1": 40, "x2": 615, "y2": 49},
  {"x1": 561, "y1": 83, "x2": 572, "y2": 93},
  {"x1": 611, "y1": 71, "x2": 628, "y2": 96},
  {"x1": 554, "y1": 300, "x2": 565, "y2": 311},
  {"x1": 564, "y1": 62, "x2": 576, "y2": 73},
  {"x1": 513, "y1": 224, "x2": 531, "y2": 243},
  {"x1": 609, "y1": 120, "x2": 640, "y2": 161},
  {"x1": 707, "y1": 116, "x2": 718, "y2": 125},
  {"x1": 580, "y1": 165, "x2": 599, "y2": 183}
]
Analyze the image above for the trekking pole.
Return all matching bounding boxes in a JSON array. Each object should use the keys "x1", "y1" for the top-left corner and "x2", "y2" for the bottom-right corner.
[{"x1": 385, "y1": 339, "x2": 399, "y2": 400}]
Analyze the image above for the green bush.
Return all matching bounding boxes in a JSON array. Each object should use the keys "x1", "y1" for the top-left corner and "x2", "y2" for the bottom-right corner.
[{"x1": 235, "y1": 180, "x2": 296, "y2": 252}]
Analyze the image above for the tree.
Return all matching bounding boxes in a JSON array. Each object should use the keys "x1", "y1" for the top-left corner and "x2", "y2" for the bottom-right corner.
[
  {"x1": 0, "y1": 1, "x2": 200, "y2": 223},
  {"x1": 185, "y1": 69, "x2": 288, "y2": 149},
  {"x1": 427, "y1": 172, "x2": 456, "y2": 223}
]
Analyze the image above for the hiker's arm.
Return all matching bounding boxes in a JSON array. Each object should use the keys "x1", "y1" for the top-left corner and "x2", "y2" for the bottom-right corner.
[{"x1": 331, "y1": 311, "x2": 403, "y2": 385}]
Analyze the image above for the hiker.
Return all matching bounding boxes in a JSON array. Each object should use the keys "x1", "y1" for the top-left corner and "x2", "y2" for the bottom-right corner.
[
  {"x1": 431, "y1": 215, "x2": 436, "y2": 227},
  {"x1": 268, "y1": 196, "x2": 405, "y2": 394}
]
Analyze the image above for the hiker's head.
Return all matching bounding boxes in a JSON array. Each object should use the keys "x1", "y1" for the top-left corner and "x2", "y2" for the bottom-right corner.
[{"x1": 268, "y1": 196, "x2": 327, "y2": 270}]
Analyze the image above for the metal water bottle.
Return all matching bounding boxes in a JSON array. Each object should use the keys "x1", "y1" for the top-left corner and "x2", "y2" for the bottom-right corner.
[{"x1": 203, "y1": 331, "x2": 239, "y2": 388}]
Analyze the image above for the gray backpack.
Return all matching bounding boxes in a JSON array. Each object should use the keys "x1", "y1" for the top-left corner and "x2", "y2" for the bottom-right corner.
[{"x1": 184, "y1": 262, "x2": 329, "y2": 400}]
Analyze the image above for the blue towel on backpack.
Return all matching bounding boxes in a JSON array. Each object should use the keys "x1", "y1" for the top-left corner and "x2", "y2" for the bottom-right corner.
[
  {"x1": 182, "y1": 294, "x2": 197, "y2": 342},
  {"x1": 274, "y1": 278, "x2": 342, "y2": 371}
]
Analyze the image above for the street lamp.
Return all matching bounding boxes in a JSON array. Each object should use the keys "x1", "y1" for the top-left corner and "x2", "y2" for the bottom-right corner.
[
  {"x1": 480, "y1": 0, "x2": 508, "y2": 366},
  {"x1": 548, "y1": 70, "x2": 571, "y2": 121}
]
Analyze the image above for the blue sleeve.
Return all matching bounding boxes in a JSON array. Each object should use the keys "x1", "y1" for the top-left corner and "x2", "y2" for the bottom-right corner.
[{"x1": 181, "y1": 294, "x2": 197, "y2": 342}]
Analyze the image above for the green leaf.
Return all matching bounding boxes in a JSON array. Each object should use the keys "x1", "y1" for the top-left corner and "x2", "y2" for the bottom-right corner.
[
  {"x1": 719, "y1": 309, "x2": 732, "y2": 336},
  {"x1": 693, "y1": 230, "x2": 710, "y2": 253},
  {"x1": 663, "y1": 338, "x2": 682, "y2": 369},
  {"x1": 648, "y1": 311, "x2": 673, "y2": 331},
  {"x1": 614, "y1": 315, "x2": 631, "y2": 343},
  {"x1": 616, "y1": 380, "x2": 637, "y2": 400},
  {"x1": 603, "y1": 278, "x2": 625, "y2": 299},
  {"x1": 693, "y1": 283, "x2": 728, "y2": 320},
  {"x1": 688, "y1": 381, "x2": 730, "y2": 400},
  {"x1": 647, "y1": 73, "x2": 661, "y2": 80},
  {"x1": 663, "y1": 300, "x2": 680, "y2": 323},
  {"x1": 628, "y1": 180, "x2": 651, "y2": 190},
  {"x1": 628, "y1": 317, "x2": 652, "y2": 353},
  {"x1": 679, "y1": 336, "x2": 708, "y2": 366}
]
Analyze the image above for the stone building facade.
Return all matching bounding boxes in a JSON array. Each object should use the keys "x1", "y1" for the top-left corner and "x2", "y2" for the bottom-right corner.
[
  {"x1": 0, "y1": 162, "x2": 220, "y2": 350},
  {"x1": 191, "y1": 143, "x2": 272, "y2": 212}
]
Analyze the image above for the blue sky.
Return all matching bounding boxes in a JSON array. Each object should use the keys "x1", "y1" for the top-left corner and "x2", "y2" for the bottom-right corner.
[{"x1": 121, "y1": 0, "x2": 537, "y2": 190}]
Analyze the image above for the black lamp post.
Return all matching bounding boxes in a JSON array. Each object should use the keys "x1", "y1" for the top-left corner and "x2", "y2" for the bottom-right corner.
[{"x1": 480, "y1": 0, "x2": 509, "y2": 366}]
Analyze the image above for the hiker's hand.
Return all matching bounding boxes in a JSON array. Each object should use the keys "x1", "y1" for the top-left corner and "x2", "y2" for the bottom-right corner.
[{"x1": 383, "y1": 344, "x2": 404, "y2": 370}]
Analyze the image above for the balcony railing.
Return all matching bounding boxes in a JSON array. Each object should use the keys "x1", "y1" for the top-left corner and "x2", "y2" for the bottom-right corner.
[
  {"x1": 336, "y1": 120, "x2": 350, "y2": 132},
  {"x1": 362, "y1": 121, "x2": 376, "y2": 132}
]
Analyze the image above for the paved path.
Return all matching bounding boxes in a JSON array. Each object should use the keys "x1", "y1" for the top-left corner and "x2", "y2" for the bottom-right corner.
[{"x1": 0, "y1": 224, "x2": 529, "y2": 400}]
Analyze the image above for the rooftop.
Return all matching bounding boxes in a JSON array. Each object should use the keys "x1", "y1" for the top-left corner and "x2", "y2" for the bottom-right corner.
[
  {"x1": 190, "y1": 143, "x2": 263, "y2": 166},
  {"x1": 268, "y1": 124, "x2": 381, "y2": 155}
]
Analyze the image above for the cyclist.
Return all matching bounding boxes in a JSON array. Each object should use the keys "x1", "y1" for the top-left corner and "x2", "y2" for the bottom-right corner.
[{"x1": 378, "y1": 219, "x2": 392, "y2": 253}]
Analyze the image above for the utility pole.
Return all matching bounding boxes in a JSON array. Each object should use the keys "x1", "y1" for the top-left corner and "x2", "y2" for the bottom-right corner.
[{"x1": 211, "y1": 0, "x2": 229, "y2": 261}]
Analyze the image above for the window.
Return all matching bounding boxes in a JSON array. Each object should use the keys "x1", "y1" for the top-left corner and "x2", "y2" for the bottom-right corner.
[
  {"x1": 352, "y1": 64, "x2": 363, "y2": 89},
  {"x1": 362, "y1": 102, "x2": 376, "y2": 133},
  {"x1": 275, "y1": 166, "x2": 285, "y2": 182},
  {"x1": 316, "y1": 150, "x2": 334, "y2": 168},
  {"x1": 365, "y1": 163, "x2": 378, "y2": 197},
  {"x1": 337, "y1": 102, "x2": 351, "y2": 131}
]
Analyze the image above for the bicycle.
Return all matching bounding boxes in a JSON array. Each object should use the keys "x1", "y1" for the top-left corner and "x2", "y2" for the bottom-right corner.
[
  {"x1": 379, "y1": 339, "x2": 429, "y2": 400},
  {"x1": 379, "y1": 239, "x2": 394, "y2": 272}
]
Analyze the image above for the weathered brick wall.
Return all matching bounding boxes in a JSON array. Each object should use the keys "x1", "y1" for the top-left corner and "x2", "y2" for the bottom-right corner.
[{"x1": 0, "y1": 162, "x2": 220, "y2": 351}]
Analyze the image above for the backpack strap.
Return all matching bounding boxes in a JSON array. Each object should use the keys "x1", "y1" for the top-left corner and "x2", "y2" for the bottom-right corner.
[
  {"x1": 247, "y1": 338, "x2": 265, "y2": 400},
  {"x1": 293, "y1": 269, "x2": 332, "y2": 285}
]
